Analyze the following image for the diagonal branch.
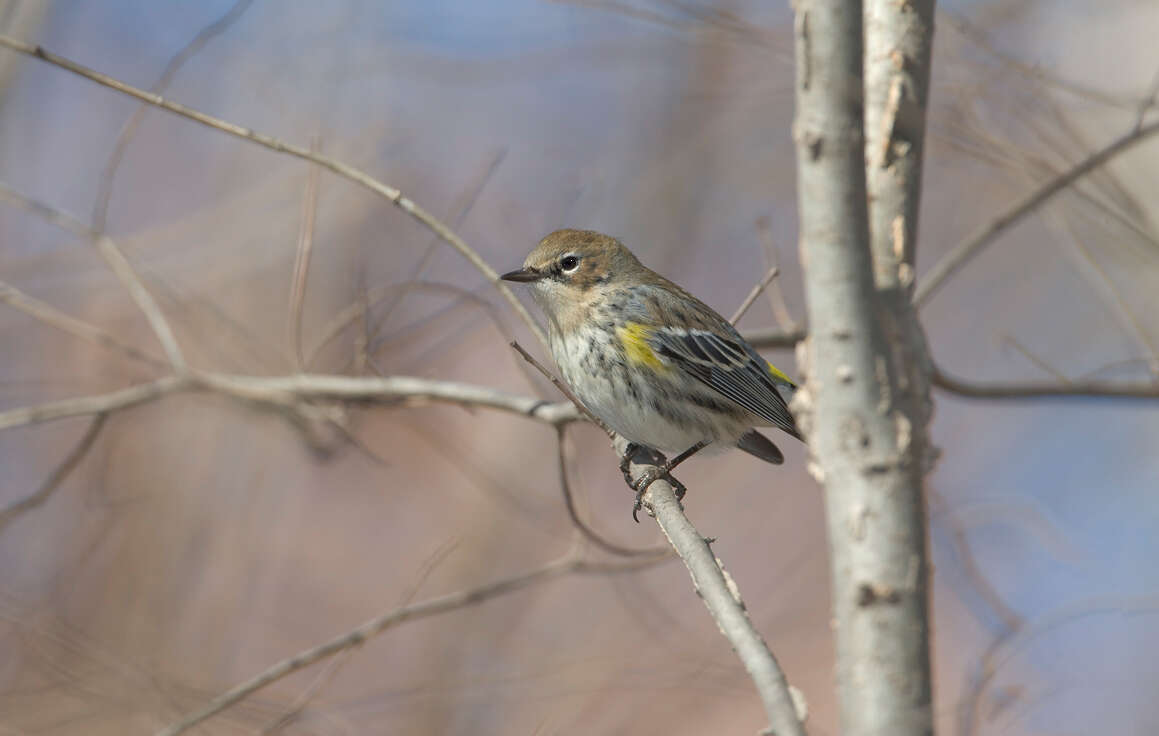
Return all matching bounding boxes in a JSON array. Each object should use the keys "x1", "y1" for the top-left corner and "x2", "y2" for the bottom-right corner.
[
  {"x1": 0, "y1": 34, "x2": 547, "y2": 349},
  {"x1": 0, "y1": 279, "x2": 166, "y2": 369},
  {"x1": 0, "y1": 376, "x2": 186, "y2": 431},
  {"x1": 0, "y1": 183, "x2": 186, "y2": 371},
  {"x1": 729, "y1": 265, "x2": 780, "y2": 325},
  {"x1": 0, "y1": 414, "x2": 108, "y2": 534},
  {"x1": 91, "y1": 0, "x2": 256, "y2": 232},
  {"x1": 619, "y1": 437, "x2": 807, "y2": 736},
  {"x1": 916, "y1": 119, "x2": 1159, "y2": 306},
  {"x1": 155, "y1": 552, "x2": 665, "y2": 736},
  {"x1": 555, "y1": 426, "x2": 669, "y2": 557}
]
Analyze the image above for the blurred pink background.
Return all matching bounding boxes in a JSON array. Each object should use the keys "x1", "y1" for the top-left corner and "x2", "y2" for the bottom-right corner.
[{"x1": 2, "y1": 1, "x2": 1158, "y2": 733}]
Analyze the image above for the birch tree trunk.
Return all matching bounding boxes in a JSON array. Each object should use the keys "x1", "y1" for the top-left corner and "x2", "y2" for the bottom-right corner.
[{"x1": 791, "y1": 0, "x2": 936, "y2": 734}]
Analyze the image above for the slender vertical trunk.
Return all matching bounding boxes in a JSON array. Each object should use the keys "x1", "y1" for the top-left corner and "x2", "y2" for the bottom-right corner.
[{"x1": 791, "y1": 0, "x2": 936, "y2": 733}]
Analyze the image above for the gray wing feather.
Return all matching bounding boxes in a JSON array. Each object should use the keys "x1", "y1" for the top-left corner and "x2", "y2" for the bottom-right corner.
[{"x1": 651, "y1": 327, "x2": 800, "y2": 438}]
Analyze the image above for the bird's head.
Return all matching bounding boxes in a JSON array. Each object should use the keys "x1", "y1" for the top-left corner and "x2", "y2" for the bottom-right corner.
[{"x1": 501, "y1": 229, "x2": 643, "y2": 323}]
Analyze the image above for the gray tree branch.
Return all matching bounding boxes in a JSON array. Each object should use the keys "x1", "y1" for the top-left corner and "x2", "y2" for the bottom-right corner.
[
  {"x1": 0, "y1": 33, "x2": 548, "y2": 349},
  {"x1": 156, "y1": 551, "x2": 668, "y2": 736},
  {"x1": 915, "y1": 118, "x2": 1159, "y2": 307},
  {"x1": 622, "y1": 438, "x2": 807, "y2": 736}
]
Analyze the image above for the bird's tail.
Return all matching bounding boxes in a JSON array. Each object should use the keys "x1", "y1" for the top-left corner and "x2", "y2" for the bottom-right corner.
[{"x1": 736, "y1": 430, "x2": 784, "y2": 465}]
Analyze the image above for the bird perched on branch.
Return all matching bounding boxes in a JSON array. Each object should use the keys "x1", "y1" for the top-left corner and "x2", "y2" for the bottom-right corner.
[{"x1": 502, "y1": 229, "x2": 801, "y2": 519}]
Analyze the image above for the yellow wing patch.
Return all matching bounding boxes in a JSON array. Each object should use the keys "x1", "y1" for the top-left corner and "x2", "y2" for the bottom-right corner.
[
  {"x1": 616, "y1": 322, "x2": 669, "y2": 372},
  {"x1": 766, "y1": 361, "x2": 796, "y2": 386}
]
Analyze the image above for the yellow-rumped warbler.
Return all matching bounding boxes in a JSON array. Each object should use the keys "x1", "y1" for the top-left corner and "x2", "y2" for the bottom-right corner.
[{"x1": 502, "y1": 229, "x2": 800, "y2": 515}]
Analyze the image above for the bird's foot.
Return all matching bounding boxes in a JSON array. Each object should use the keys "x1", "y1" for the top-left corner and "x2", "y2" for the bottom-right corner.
[
  {"x1": 618, "y1": 442, "x2": 641, "y2": 486},
  {"x1": 630, "y1": 465, "x2": 686, "y2": 523}
]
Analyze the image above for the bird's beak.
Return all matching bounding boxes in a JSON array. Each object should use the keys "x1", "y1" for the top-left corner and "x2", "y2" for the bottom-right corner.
[{"x1": 500, "y1": 267, "x2": 542, "y2": 283}]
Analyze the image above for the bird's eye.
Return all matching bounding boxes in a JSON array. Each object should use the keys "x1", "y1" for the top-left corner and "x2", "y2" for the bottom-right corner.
[{"x1": 560, "y1": 255, "x2": 580, "y2": 273}]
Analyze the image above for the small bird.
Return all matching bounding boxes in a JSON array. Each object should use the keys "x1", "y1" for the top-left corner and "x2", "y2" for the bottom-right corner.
[{"x1": 502, "y1": 229, "x2": 801, "y2": 517}]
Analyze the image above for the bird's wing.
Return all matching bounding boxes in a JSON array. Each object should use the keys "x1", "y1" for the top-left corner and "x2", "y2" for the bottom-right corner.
[{"x1": 648, "y1": 326, "x2": 800, "y2": 439}]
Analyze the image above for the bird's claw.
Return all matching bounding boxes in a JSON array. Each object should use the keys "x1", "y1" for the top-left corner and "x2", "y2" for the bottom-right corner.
[{"x1": 629, "y1": 466, "x2": 686, "y2": 523}]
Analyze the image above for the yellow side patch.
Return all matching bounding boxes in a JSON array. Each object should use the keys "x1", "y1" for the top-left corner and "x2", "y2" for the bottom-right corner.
[
  {"x1": 617, "y1": 322, "x2": 669, "y2": 372},
  {"x1": 766, "y1": 361, "x2": 796, "y2": 386}
]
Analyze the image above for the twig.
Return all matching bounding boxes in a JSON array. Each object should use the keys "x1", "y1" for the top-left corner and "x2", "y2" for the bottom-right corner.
[
  {"x1": 95, "y1": 235, "x2": 187, "y2": 372},
  {"x1": 0, "y1": 415, "x2": 108, "y2": 534},
  {"x1": 0, "y1": 34, "x2": 547, "y2": 349},
  {"x1": 741, "y1": 327, "x2": 806, "y2": 350},
  {"x1": 1053, "y1": 214, "x2": 1159, "y2": 378},
  {"x1": 729, "y1": 265, "x2": 779, "y2": 325},
  {"x1": 0, "y1": 182, "x2": 186, "y2": 372},
  {"x1": 755, "y1": 219, "x2": 800, "y2": 333},
  {"x1": 617, "y1": 436, "x2": 807, "y2": 736},
  {"x1": 0, "y1": 280, "x2": 166, "y2": 369},
  {"x1": 932, "y1": 363, "x2": 1159, "y2": 399},
  {"x1": 258, "y1": 540, "x2": 459, "y2": 734},
  {"x1": 998, "y1": 334, "x2": 1071, "y2": 385},
  {"x1": 196, "y1": 373, "x2": 580, "y2": 423},
  {"x1": 289, "y1": 135, "x2": 323, "y2": 371},
  {"x1": 0, "y1": 376, "x2": 186, "y2": 431},
  {"x1": 0, "y1": 372, "x2": 579, "y2": 432},
  {"x1": 155, "y1": 552, "x2": 665, "y2": 736},
  {"x1": 944, "y1": 11, "x2": 1143, "y2": 111},
  {"x1": 91, "y1": 0, "x2": 256, "y2": 233},
  {"x1": 555, "y1": 427, "x2": 669, "y2": 557},
  {"x1": 307, "y1": 281, "x2": 512, "y2": 371},
  {"x1": 256, "y1": 649, "x2": 352, "y2": 735},
  {"x1": 915, "y1": 119, "x2": 1159, "y2": 306},
  {"x1": 1133, "y1": 63, "x2": 1159, "y2": 133},
  {"x1": 510, "y1": 341, "x2": 610, "y2": 436},
  {"x1": 965, "y1": 594, "x2": 1159, "y2": 736},
  {"x1": 365, "y1": 149, "x2": 507, "y2": 358}
]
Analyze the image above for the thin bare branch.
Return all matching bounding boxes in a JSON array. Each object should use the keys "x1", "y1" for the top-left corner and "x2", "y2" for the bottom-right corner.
[
  {"x1": 0, "y1": 279, "x2": 166, "y2": 368},
  {"x1": 510, "y1": 341, "x2": 610, "y2": 435},
  {"x1": 0, "y1": 371, "x2": 581, "y2": 433},
  {"x1": 916, "y1": 119, "x2": 1159, "y2": 306},
  {"x1": 618, "y1": 436, "x2": 807, "y2": 736},
  {"x1": 932, "y1": 363, "x2": 1159, "y2": 399},
  {"x1": 0, "y1": 415, "x2": 108, "y2": 534},
  {"x1": 0, "y1": 182, "x2": 186, "y2": 371},
  {"x1": 755, "y1": 217, "x2": 800, "y2": 332},
  {"x1": 741, "y1": 326, "x2": 807, "y2": 350},
  {"x1": 729, "y1": 265, "x2": 779, "y2": 325},
  {"x1": 259, "y1": 540, "x2": 460, "y2": 734},
  {"x1": 307, "y1": 281, "x2": 511, "y2": 370},
  {"x1": 555, "y1": 427, "x2": 669, "y2": 557},
  {"x1": 197, "y1": 373, "x2": 581, "y2": 422},
  {"x1": 289, "y1": 136, "x2": 323, "y2": 371},
  {"x1": 0, "y1": 376, "x2": 185, "y2": 431},
  {"x1": 944, "y1": 11, "x2": 1144, "y2": 111},
  {"x1": 155, "y1": 552, "x2": 665, "y2": 736},
  {"x1": 1046, "y1": 206, "x2": 1159, "y2": 377},
  {"x1": 91, "y1": 0, "x2": 256, "y2": 232},
  {"x1": 998, "y1": 334, "x2": 1071, "y2": 385},
  {"x1": 365, "y1": 149, "x2": 507, "y2": 357},
  {"x1": 1133, "y1": 64, "x2": 1159, "y2": 132},
  {"x1": 95, "y1": 235, "x2": 187, "y2": 372},
  {"x1": 256, "y1": 650, "x2": 351, "y2": 735},
  {"x1": 0, "y1": 34, "x2": 547, "y2": 348}
]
